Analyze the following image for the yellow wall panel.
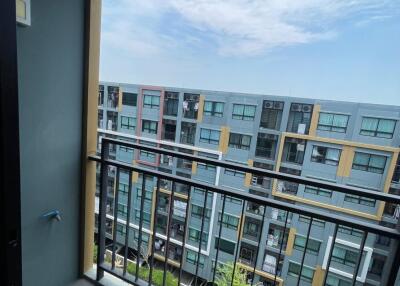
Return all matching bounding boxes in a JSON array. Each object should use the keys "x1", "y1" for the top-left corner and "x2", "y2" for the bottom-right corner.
[
  {"x1": 285, "y1": 228, "x2": 297, "y2": 256},
  {"x1": 218, "y1": 126, "x2": 230, "y2": 154},
  {"x1": 197, "y1": 95, "x2": 205, "y2": 122},
  {"x1": 309, "y1": 104, "x2": 321, "y2": 136}
]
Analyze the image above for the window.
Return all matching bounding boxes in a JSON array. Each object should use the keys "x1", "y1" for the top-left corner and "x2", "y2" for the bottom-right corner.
[
  {"x1": 204, "y1": 101, "x2": 224, "y2": 117},
  {"x1": 288, "y1": 262, "x2": 315, "y2": 282},
  {"x1": 255, "y1": 133, "x2": 278, "y2": 159},
  {"x1": 260, "y1": 100, "x2": 284, "y2": 130},
  {"x1": 332, "y1": 246, "x2": 358, "y2": 267},
  {"x1": 218, "y1": 213, "x2": 239, "y2": 230},
  {"x1": 118, "y1": 183, "x2": 129, "y2": 196},
  {"x1": 224, "y1": 168, "x2": 245, "y2": 178},
  {"x1": 142, "y1": 120, "x2": 158, "y2": 134},
  {"x1": 116, "y1": 223, "x2": 126, "y2": 235},
  {"x1": 200, "y1": 128, "x2": 221, "y2": 145},
  {"x1": 360, "y1": 117, "x2": 396, "y2": 138},
  {"x1": 304, "y1": 186, "x2": 332, "y2": 198},
  {"x1": 369, "y1": 255, "x2": 386, "y2": 277},
  {"x1": 134, "y1": 210, "x2": 151, "y2": 224},
  {"x1": 232, "y1": 104, "x2": 256, "y2": 120},
  {"x1": 180, "y1": 122, "x2": 196, "y2": 145},
  {"x1": 287, "y1": 103, "x2": 313, "y2": 134},
  {"x1": 294, "y1": 235, "x2": 321, "y2": 255},
  {"x1": 143, "y1": 94, "x2": 160, "y2": 108},
  {"x1": 299, "y1": 216, "x2": 326, "y2": 228},
  {"x1": 215, "y1": 238, "x2": 236, "y2": 255},
  {"x1": 140, "y1": 150, "x2": 156, "y2": 160},
  {"x1": 136, "y1": 187, "x2": 153, "y2": 201},
  {"x1": 282, "y1": 138, "x2": 306, "y2": 164},
  {"x1": 120, "y1": 116, "x2": 136, "y2": 130},
  {"x1": 186, "y1": 250, "x2": 205, "y2": 267},
  {"x1": 228, "y1": 133, "x2": 251, "y2": 150},
  {"x1": 338, "y1": 226, "x2": 363, "y2": 238},
  {"x1": 122, "y1": 92, "x2": 137, "y2": 106},
  {"x1": 318, "y1": 113, "x2": 349, "y2": 133},
  {"x1": 344, "y1": 194, "x2": 376, "y2": 207},
  {"x1": 197, "y1": 163, "x2": 216, "y2": 171},
  {"x1": 164, "y1": 91, "x2": 179, "y2": 116},
  {"x1": 243, "y1": 218, "x2": 261, "y2": 239},
  {"x1": 120, "y1": 146, "x2": 133, "y2": 153},
  {"x1": 326, "y1": 275, "x2": 351, "y2": 286},
  {"x1": 188, "y1": 228, "x2": 208, "y2": 246},
  {"x1": 311, "y1": 146, "x2": 341, "y2": 166},
  {"x1": 117, "y1": 203, "x2": 127, "y2": 219},
  {"x1": 352, "y1": 152, "x2": 386, "y2": 174},
  {"x1": 191, "y1": 204, "x2": 211, "y2": 219}
]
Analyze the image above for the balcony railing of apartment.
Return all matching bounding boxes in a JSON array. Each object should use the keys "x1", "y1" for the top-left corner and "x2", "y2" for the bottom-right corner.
[{"x1": 89, "y1": 137, "x2": 400, "y2": 286}]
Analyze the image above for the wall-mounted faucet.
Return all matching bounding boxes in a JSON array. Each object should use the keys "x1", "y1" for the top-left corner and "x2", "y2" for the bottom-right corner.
[{"x1": 41, "y1": 210, "x2": 61, "y2": 221}]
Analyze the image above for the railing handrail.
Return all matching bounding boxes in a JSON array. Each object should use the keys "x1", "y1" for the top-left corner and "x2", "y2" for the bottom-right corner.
[
  {"x1": 98, "y1": 137, "x2": 400, "y2": 204},
  {"x1": 89, "y1": 153, "x2": 400, "y2": 239}
]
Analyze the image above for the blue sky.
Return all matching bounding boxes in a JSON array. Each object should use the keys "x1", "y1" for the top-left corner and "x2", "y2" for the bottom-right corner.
[{"x1": 100, "y1": 0, "x2": 400, "y2": 105}]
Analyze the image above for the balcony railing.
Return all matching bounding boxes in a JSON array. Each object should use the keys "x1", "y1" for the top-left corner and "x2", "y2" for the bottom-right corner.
[{"x1": 89, "y1": 137, "x2": 400, "y2": 286}]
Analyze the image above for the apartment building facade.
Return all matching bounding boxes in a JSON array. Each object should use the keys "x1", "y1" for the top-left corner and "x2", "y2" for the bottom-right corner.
[{"x1": 95, "y1": 82, "x2": 400, "y2": 286}]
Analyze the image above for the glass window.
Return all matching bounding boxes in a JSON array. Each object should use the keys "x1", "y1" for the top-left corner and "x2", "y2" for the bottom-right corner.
[
  {"x1": 120, "y1": 116, "x2": 136, "y2": 130},
  {"x1": 338, "y1": 226, "x2": 363, "y2": 238},
  {"x1": 228, "y1": 133, "x2": 251, "y2": 150},
  {"x1": 311, "y1": 146, "x2": 341, "y2": 166},
  {"x1": 318, "y1": 113, "x2": 349, "y2": 133},
  {"x1": 352, "y1": 152, "x2": 386, "y2": 174},
  {"x1": 360, "y1": 117, "x2": 396, "y2": 138},
  {"x1": 142, "y1": 120, "x2": 158, "y2": 134},
  {"x1": 188, "y1": 227, "x2": 208, "y2": 247},
  {"x1": 218, "y1": 213, "x2": 240, "y2": 230},
  {"x1": 224, "y1": 168, "x2": 246, "y2": 178},
  {"x1": 332, "y1": 246, "x2": 358, "y2": 267},
  {"x1": 288, "y1": 262, "x2": 315, "y2": 282},
  {"x1": 214, "y1": 237, "x2": 236, "y2": 255},
  {"x1": 186, "y1": 250, "x2": 205, "y2": 267},
  {"x1": 164, "y1": 91, "x2": 179, "y2": 116},
  {"x1": 326, "y1": 275, "x2": 351, "y2": 286},
  {"x1": 344, "y1": 194, "x2": 376, "y2": 207},
  {"x1": 294, "y1": 235, "x2": 321, "y2": 255},
  {"x1": 232, "y1": 104, "x2": 256, "y2": 121},
  {"x1": 298, "y1": 216, "x2": 326, "y2": 228},
  {"x1": 304, "y1": 186, "x2": 332, "y2": 198},
  {"x1": 287, "y1": 103, "x2": 313, "y2": 134},
  {"x1": 255, "y1": 133, "x2": 278, "y2": 159},
  {"x1": 191, "y1": 204, "x2": 211, "y2": 219},
  {"x1": 204, "y1": 101, "x2": 224, "y2": 117},
  {"x1": 260, "y1": 100, "x2": 284, "y2": 130},
  {"x1": 143, "y1": 94, "x2": 160, "y2": 108},
  {"x1": 200, "y1": 128, "x2": 221, "y2": 145},
  {"x1": 122, "y1": 92, "x2": 137, "y2": 106}
]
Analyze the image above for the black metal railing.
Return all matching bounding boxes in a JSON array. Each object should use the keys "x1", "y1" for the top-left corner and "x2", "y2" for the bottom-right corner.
[{"x1": 90, "y1": 137, "x2": 400, "y2": 286}]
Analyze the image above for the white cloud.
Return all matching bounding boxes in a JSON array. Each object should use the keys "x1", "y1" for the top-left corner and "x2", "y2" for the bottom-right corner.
[{"x1": 101, "y1": 0, "x2": 398, "y2": 57}]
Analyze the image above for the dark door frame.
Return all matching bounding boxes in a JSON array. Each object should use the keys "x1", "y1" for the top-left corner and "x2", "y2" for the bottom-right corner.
[{"x1": 0, "y1": 0, "x2": 23, "y2": 285}]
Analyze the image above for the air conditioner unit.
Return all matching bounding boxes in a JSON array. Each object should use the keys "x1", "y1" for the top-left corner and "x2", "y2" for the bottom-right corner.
[
  {"x1": 303, "y1": 105, "x2": 311, "y2": 112},
  {"x1": 264, "y1": 101, "x2": 273, "y2": 108},
  {"x1": 274, "y1": 102, "x2": 284, "y2": 109},
  {"x1": 251, "y1": 176, "x2": 258, "y2": 185},
  {"x1": 291, "y1": 104, "x2": 301, "y2": 111}
]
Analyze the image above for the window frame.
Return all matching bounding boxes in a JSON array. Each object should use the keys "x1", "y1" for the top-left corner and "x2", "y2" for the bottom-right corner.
[
  {"x1": 232, "y1": 104, "x2": 256, "y2": 121},
  {"x1": 228, "y1": 133, "x2": 252, "y2": 150},
  {"x1": 204, "y1": 101, "x2": 224, "y2": 117},
  {"x1": 120, "y1": 116, "x2": 136, "y2": 130},
  {"x1": 317, "y1": 112, "x2": 349, "y2": 133},
  {"x1": 352, "y1": 152, "x2": 387, "y2": 174},
  {"x1": 199, "y1": 128, "x2": 221, "y2": 145},
  {"x1": 360, "y1": 117, "x2": 396, "y2": 139},
  {"x1": 143, "y1": 94, "x2": 160, "y2": 109},
  {"x1": 142, "y1": 120, "x2": 158, "y2": 134}
]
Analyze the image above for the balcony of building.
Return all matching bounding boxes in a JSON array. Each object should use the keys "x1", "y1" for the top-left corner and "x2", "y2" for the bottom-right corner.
[{"x1": 4, "y1": 1, "x2": 400, "y2": 286}]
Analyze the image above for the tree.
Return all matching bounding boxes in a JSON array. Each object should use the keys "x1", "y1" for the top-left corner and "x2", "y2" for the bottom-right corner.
[{"x1": 215, "y1": 262, "x2": 249, "y2": 286}]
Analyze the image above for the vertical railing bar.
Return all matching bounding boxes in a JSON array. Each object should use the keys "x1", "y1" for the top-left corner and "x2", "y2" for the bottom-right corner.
[
  {"x1": 111, "y1": 167, "x2": 120, "y2": 270},
  {"x1": 194, "y1": 189, "x2": 210, "y2": 286},
  {"x1": 178, "y1": 187, "x2": 192, "y2": 286},
  {"x1": 123, "y1": 171, "x2": 133, "y2": 276},
  {"x1": 322, "y1": 223, "x2": 339, "y2": 286},
  {"x1": 96, "y1": 139, "x2": 110, "y2": 281},
  {"x1": 212, "y1": 194, "x2": 226, "y2": 285},
  {"x1": 273, "y1": 210, "x2": 290, "y2": 286},
  {"x1": 231, "y1": 199, "x2": 246, "y2": 286},
  {"x1": 296, "y1": 217, "x2": 313, "y2": 286},
  {"x1": 149, "y1": 177, "x2": 161, "y2": 286},
  {"x1": 250, "y1": 205, "x2": 267, "y2": 286},
  {"x1": 387, "y1": 238, "x2": 400, "y2": 285},
  {"x1": 351, "y1": 231, "x2": 367, "y2": 286},
  {"x1": 136, "y1": 174, "x2": 147, "y2": 281},
  {"x1": 162, "y1": 181, "x2": 175, "y2": 286}
]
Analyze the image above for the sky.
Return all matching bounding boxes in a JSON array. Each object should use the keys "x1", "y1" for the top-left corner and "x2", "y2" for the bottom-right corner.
[{"x1": 99, "y1": 0, "x2": 400, "y2": 105}]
